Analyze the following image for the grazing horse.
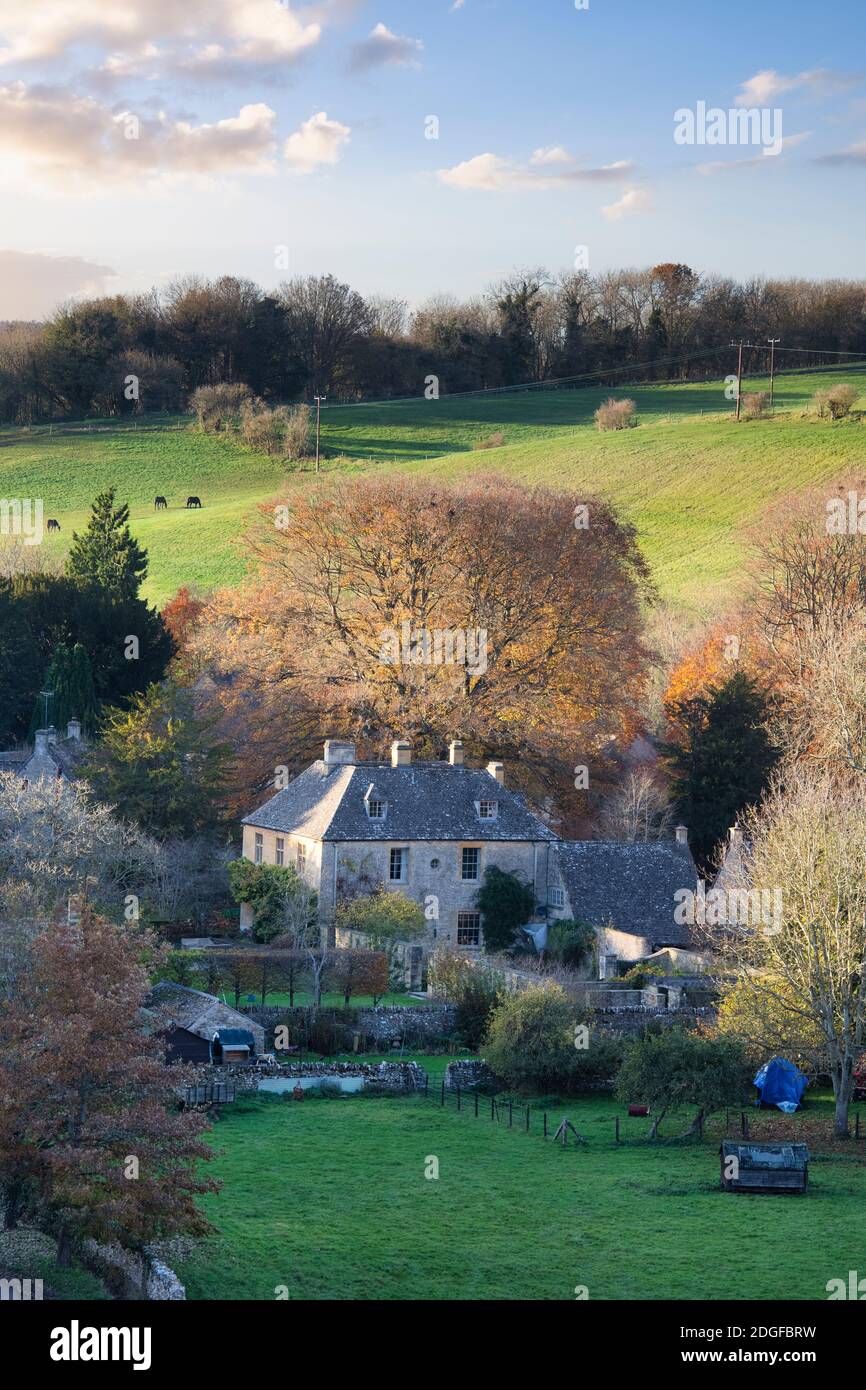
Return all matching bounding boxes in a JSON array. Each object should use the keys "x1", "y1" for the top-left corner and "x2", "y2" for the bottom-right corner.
[
  {"x1": 186, "y1": 495, "x2": 202, "y2": 509},
  {"x1": 46, "y1": 518, "x2": 61, "y2": 532},
  {"x1": 154, "y1": 495, "x2": 168, "y2": 510}
]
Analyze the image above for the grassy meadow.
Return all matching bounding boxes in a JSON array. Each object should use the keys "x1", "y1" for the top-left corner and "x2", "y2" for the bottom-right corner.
[
  {"x1": 177, "y1": 1088, "x2": 866, "y2": 1302},
  {"x1": 7, "y1": 365, "x2": 866, "y2": 612}
]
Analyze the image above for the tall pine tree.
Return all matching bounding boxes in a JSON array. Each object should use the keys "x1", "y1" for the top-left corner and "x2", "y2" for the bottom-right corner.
[
  {"x1": 663, "y1": 670, "x2": 779, "y2": 872},
  {"x1": 29, "y1": 641, "x2": 98, "y2": 736},
  {"x1": 67, "y1": 486, "x2": 148, "y2": 601}
]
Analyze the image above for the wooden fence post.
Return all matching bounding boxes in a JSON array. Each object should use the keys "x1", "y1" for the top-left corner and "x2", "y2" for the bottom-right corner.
[
  {"x1": 615, "y1": 1117, "x2": 620, "y2": 1144},
  {"x1": 525, "y1": 1106, "x2": 530, "y2": 1133},
  {"x1": 474, "y1": 1091, "x2": 479, "y2": 1118},
  {"x1": 441, "y1": 1079, "x2": 445, "y2": 1106},
  {"x1": 457, "y1": 1086, "x2": 461, "y2": 1112},
  {"x1": 544, "y1": 1112, "x2": 548, "y2": 1139},
  {"x1": 508, "y1": 1101, "x2": 513, "y2": 1128}
]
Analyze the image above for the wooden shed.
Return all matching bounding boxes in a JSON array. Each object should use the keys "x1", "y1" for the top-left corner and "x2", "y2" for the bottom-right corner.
[
  {"x1": 720, "y1": 1141, "x2": 809, "y2": 1194},
  {"x1": 210, "y1": 1027, "x2": 257, "y2": 1066}
]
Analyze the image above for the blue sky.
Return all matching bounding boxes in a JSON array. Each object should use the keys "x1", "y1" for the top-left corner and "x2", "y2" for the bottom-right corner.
[{"x1": 0, "y1": 0, "x2": 864, "y2": 316}]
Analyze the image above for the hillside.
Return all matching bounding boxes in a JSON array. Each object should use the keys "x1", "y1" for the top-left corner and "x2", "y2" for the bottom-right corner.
[{"x1": 4, "y1": 366, "x2": 866, "y2": 611}]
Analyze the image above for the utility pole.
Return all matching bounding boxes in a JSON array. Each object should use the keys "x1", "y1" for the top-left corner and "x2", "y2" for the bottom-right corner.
[
  {"x1": 731, "y1": 341, "x2": 745, "y2": 421},
  {"x1": 314, "y1": 396, "x2": 326, "y2": 473},
  {"x1": 767, "y1": 337, "x2": 780, "y2": 413}
]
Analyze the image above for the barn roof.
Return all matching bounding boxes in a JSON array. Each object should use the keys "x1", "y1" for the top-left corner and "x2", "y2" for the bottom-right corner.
[
  {"x1": 552, "y1": 839, "x2": 698, "y2": 949},
  {"x1": 242, "y1": 758, "x2": 556, "y2": 843},
  {"x1": 146, "y1": 983, "x2": 265, "y2": 1049}
]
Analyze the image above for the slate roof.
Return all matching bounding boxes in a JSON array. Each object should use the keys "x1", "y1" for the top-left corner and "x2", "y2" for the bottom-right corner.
[
  {"x1": 0, "y1": 732, "x2": 85, "y2": 782},
  {"x1": 242, "y1": 759, "x2": 557, "y2": 843},
  {"x1": 552, "y1": 839, "x2": 698, "y2": 948},
  {"x1": 145, "y1": 982, "x2": 265, "y2": 1050}
]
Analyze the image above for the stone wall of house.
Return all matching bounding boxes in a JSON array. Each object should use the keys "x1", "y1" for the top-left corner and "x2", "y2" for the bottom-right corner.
[{"x1": 322, "y1": 839, "x2": 551, "y2": 946}]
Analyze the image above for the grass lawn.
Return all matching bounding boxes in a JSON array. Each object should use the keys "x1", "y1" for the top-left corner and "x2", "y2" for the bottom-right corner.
[
  {"x1": 178, "y1": 1088, "x2": 866, "y2": 1301},
  {"x1": 255, "y1": 990, "x2": 428, "y2": 1009},
  {"x1": 7, "y1": 365, "x2": 866, "y2": 612}
]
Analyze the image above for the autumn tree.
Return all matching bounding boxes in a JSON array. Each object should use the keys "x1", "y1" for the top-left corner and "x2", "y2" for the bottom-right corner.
[
  {"x1": 194, "y1": 474, "x2": 653, "y2": 818},
  {"x1": 615, "y1": 1028, "x2": 748, "y2": 1139},
  {"x1": 0, "y1": 913, "x2": 216, "y2": 1265},
  {"x1": 330, "y1": 949, "x2": 389, "y2": 1007}
]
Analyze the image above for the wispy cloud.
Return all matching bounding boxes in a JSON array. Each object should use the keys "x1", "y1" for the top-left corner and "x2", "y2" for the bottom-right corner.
[
  {"x1": 697, "y1": 130, "x2": 811, "y2": 174},
  {"x1": 0, "y1": 248, "x2": 116, "y2": 318},
  {"x1": 812, "y1": 138, "x2": 866, "y2": 166},
  {"x1": 438, "y1": 149, "x2": 633, "y2": 192},
  {"x1": 348, "y1": 22, "x2": 423, "y2": 73},
  {"x1": 734, "y1": 68, "x2": 860, "y2": 107}
]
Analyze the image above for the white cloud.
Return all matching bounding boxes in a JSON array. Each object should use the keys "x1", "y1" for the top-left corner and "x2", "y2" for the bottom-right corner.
[
  {"x1": 734, "y1": 68, "x2": 858, "y2": 107},
  {"x1": 283, "y1": 110, "x2": 350, "y2": 173},
  {"x1": 697, "y1": 130, "x2": 811, "y2": 174},
  {"x1": 348, "y1": 22, "x2": 423, "y2": 72},
  {"x1": 813, "y1": 138, "x2": 866, "y2": 166},
  {"x1": 438, "y1": 150, "x2": 633, "y2": 192},
  {"x1": 0, "y1": 248, "x2": 116, "y2": 319},
  {"x1": 601, "y1": 187, "x2": 652, "y2": 221},
  {"x1": 0, "y1": 83, "x2": 278, "y2": 188},
  {"x1": 0, "y1": 0, "x2": 322, "y2": 72}
]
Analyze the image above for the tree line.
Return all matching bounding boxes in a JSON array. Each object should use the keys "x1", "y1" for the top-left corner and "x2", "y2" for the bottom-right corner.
[{"x1": 3, "y1": 265, "x2": 866, "y2": 423}]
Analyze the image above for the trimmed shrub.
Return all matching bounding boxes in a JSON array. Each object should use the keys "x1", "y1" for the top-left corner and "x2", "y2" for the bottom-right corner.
[
  {"x1": 594, "y1": 397, "x2": 636, "y2": 431},
  {"x1": 814, "y1": 383, "x2": 858, "y2": 420},
  {"x1": 741, "y1": 391, "x2": 768, "y2": 420}
]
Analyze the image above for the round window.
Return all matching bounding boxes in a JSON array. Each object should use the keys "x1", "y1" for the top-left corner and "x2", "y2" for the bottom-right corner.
[{"x1": 430, "y1": 858, "x2": 440, "y2": 868}]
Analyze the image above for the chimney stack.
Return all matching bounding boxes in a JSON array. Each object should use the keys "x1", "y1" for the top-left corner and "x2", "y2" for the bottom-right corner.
[
  {"x1": 675, "y1": 824, "x2": 688, "y2": 846},
  {"x1": 448, "y1": 739, "x2": 464, "y2": 766},
  {"x1": 34, "y1": 730, "x2": 49, "y2": 754},
  {"x1": 67, "y1": 718, "x2": 81, "y2": 742},
  {"x1": 486, "y1": 760, "x2": 505, "y2": 787},
  {"x1": 729, "y1": 825, "x2": 742, "y2": 849},
  {"x1": 323, "y1": 739, "x2": 357, "y2": 766},
  {"x1": 391, "y1": 739, "x2": 412, "y2": 768}
]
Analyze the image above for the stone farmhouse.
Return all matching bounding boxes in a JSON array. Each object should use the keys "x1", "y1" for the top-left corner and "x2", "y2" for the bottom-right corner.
[
  {"x1": 0, "y1": 721, "x2": 86, "y2": 783},
  {"x1": 240, "y1": 737, "x2": 702, "y2": 980}
]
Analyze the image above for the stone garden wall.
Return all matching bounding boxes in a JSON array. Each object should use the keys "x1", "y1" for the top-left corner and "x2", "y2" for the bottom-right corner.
[{"x1": 242, "y1": 1002, "x2": 456, "y2": 1049}]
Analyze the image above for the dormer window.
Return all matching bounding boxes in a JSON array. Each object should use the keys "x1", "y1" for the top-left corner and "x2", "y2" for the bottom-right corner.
[
  {"x1": 478, "y1": 799, "x2": 498, "y2": 821},
  {"x1": 364, "y1": 783, "x2": 387, "y2": 820}
]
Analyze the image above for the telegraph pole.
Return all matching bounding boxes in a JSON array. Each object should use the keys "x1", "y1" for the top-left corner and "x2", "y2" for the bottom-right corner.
[
  {"x1": 767, "y1": 338, "x2": 780, "y2": 413},
  {"x1": 314, "y1": 395, "x2": 326, "y2": 473},
  {"x1": 731, "y1": 341, "x2": 745, "y2": 421}
]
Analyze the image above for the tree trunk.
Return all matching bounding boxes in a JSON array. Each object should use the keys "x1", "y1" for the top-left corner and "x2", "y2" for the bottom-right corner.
[
  {"x1": 832, "y1": 1052, "x2": 853, "y2": 1138},
  {"x1": 682, "y1": 1108, "x2": 704, "y2": 1139},
  {"x1": 648, "y1": 1108, "x2": 666, "y2": 1140},
  {"x1": 834, "y1": 1090, "x2": 850, "y2": 1138},
  {"x1": 56, "y1": 1225, "x2": 72, "y2": 1268}
]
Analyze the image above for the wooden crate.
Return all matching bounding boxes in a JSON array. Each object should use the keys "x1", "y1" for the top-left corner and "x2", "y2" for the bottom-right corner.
[{"x1": 720, "y1": 1141, "x2": 809, "y2": 1194}]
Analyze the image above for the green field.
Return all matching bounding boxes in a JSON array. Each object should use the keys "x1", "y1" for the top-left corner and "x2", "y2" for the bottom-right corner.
[
  {"x1": 178, "y1": 1089, "x2": 866, "y2": 1301},
  {"x1": 6, "y1": 366, "x2": 866, "y2": 611}
]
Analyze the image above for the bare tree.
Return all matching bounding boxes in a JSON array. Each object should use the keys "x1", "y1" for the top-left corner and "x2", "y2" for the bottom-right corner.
[
  {"x1": 596, "y1": 766, "x2": 673, "y2": 841},
  {"x1": 710, "y1": 767, "x2": 866, "y2": 1138}
]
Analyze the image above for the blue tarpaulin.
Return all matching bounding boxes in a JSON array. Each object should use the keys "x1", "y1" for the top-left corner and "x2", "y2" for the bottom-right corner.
[{"x1": 753, "y1": 1056, "x2": 808, "y2": 1113}]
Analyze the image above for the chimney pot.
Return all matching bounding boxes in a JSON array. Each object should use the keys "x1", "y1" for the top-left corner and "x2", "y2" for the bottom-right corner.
[
  {"x1": 675, "y1": 824, "x2": 688, "y2": 846},
  {"x1": 448, "y1": 739, "x2": 464, "y2": 766},
  {"x1": 323, "y1": 739, "x2": 357, "y2": 766},
  {"x1": 391, "y1": 739, "x2": 412, "y2": 768},
  {"x1": 486, "y1": 760, "x2": 505, "y2": 787}
]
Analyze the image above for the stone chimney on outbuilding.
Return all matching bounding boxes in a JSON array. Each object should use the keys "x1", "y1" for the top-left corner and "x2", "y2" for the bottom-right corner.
[
  {"x1": 323, "y1": 739, "x2": 357, "y2": 766},
  {"x1": 391, "y1": 739, "x2": 412, "y2": 767},
  {"x1": 486, "y1": 760, "x2": 505, "y2": 787},
  {"x1": 448, "y1": 739, "x2": 464, "y2": 766},
  {"x1": 675, "y1": 824, "x2": 689, "y2": 846}
]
